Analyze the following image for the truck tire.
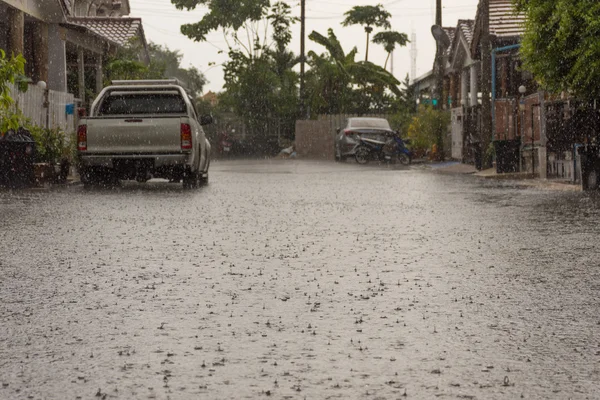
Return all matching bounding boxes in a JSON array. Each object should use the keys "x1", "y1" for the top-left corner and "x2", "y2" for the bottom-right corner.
[
  {"x1": 183, "y1": 169, "x2": 199, "y2": 189},
  {"x1": 199, "y1": 160, "x2": 210, "y2": 186},
  {"x1": 80, "y1": 167, "x2": 98, "y2": 188}
]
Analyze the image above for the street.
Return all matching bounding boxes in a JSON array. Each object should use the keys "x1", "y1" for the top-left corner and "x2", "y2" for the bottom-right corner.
[{"x1": 1, "y1": 159, "x2": 600, "y2": 399}]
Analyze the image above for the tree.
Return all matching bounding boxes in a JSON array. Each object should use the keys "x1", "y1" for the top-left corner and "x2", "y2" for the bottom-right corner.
[
  {"x1": 307, "y1": 28, "x2": 401, "y2": 115},
  {"x1": 514, "y1": 0, "x2": 600, "y2": 101},
  {"x1": 389, "y1": 75, "x2": 417, "y2": 134},
  {"x1": 0, "y1": 50, "x2": 27, "y2": 133},
  {"x1": 172, "y1": 0, "x2": 271, "y2": 60},
  {"x1": 341, "y1": 4, "x2": 391, "y2": 62},
  {"x1": 104, "y1": 40, "x2": 164, "y2": 85},
  {"x1": 173, "y1": 1, "x2": 299, "y2": 150},
  {"x1": 407, "y1": 105, "x2": 450, "y2": 159},
  {"x1": 100, "y1": 41, "x2": 206, "y2": 99},
  {"x1": 148, "y1": 44, "x2": 207, "y2": 98},
  {"x1": 372, "y1": 31, "x2": 409, "y2": 70}
]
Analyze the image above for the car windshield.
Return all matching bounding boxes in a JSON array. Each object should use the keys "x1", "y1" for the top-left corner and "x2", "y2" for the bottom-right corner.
[
  {"x1": 4, "y1": 1, "x2": 600, "y2": 399},
  {"x1": 349, "y1": 118, "x2": 391, "y2": 130}
]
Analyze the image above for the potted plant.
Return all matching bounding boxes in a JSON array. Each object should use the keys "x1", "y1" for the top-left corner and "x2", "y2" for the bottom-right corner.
[{"x1": 28, "y1": 125, "x2": 73, "y2": 184}]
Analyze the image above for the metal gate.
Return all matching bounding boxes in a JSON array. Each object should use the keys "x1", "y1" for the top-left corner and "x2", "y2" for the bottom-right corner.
[
  {"x1": 451, "y1": 107, "x2": 464, "y2": 160},
  {"x1": 463, "y1": 106, "x2": 481, "y2": 164}
]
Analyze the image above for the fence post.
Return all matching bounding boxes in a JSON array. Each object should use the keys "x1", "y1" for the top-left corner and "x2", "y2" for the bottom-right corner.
[
  {"x1": 43, "y1": 88, "x2": 50, "y2": 130},
  {"x1": 539, "y1": 90, "x2": 547, "y2": 179}
]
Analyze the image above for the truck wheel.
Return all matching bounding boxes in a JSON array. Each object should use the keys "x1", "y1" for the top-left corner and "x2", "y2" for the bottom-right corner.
[
  {"x1": 80, "y1": 167, "x2": 98, "y2": 188},
  {"x1": 199, "y1": 160, "x2": 210, "y2": 186},
  {"x1": 199, "y1": 172, "x2": 209, "y2": 186},
  {"x1": 183, "y1": 170, "x2": 199, "y2": 189}
]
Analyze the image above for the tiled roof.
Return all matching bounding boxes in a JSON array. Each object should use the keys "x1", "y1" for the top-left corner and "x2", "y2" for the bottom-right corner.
[
  {"x1": 61, "y1": 0, "x2": 72, "y2": 14},
  {"x1": 448, "y1": 19, "x2": 475, "y2": 70},
  {"x1": 457, "y1": 19, "x2": 475, "y2": 46},
  {"x1": 489, "y1": 0, "x2": 526, "y2": 38},
  {"x1": 67, "y1": 17, "x2": 144, "y2": 46},
  {"x1": 471, "y1": 0, "x2": 526, "y2": 58}
]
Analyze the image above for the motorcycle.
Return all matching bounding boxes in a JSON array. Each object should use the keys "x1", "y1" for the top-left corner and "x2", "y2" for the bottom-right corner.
[
  {"x1": 354, "y1": 133, "x2": 412, "y2": 165},
  {"x1": 218, "y1": 132, "x2": 234, "y2": 156}
]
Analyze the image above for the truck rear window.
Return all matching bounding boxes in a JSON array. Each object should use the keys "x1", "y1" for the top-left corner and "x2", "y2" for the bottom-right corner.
[{"x1": 98, "y1": 93, "x2": 187, "y2": 115}]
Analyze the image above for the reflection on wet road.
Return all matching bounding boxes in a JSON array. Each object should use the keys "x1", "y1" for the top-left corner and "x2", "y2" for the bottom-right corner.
[{"x1": 1, "y1": 160, "x2": 600, "y2": 399}]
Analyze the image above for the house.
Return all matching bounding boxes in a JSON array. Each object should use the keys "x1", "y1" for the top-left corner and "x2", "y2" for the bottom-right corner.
[
  {"x1": 0, "y1": 0, "x2": 147, "y2": 100},
  {"x1": 0, "y1": 0, "x2": 148, "y2": 131},
  {"x1": 0, "y1": 0, "x2": 65, "y2": 86},
  {"x1": 443, "y1": 0, "x2": 529, "y2": 164},
  {"x1": 64, "y1": 0, "x2": 149, "y2": 102},
  {"x1": 413, "y1": 27, "x2": 456, "y2": 110},
  {"x1": 202, "y1": 91, "x2": 219, "y2": 108},
  {"x1": 413, "y1": 0, "x2": 532, "y2": 166},
  {"x1": 446, "y1": 20, "x2": 476, "y2": 161},
  {"x1": 469, "y1": 0, "x2": 544, "y2": 174}
]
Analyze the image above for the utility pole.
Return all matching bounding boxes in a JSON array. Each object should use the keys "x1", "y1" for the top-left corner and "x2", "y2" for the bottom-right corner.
[
  {"x1": 480, "y1": 0, "x2": 492, "y2": 168},
  {"x1": 433, "y1": 0, "x2": 443, "y2": 110},
  {"x1": 300, "y1": 0, "x2": 306, "y2": 119}
]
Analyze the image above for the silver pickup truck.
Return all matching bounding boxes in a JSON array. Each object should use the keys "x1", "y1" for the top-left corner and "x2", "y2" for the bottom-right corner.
[{"x1": 77, "y1": 80, "x2": 212, "y2": 188}]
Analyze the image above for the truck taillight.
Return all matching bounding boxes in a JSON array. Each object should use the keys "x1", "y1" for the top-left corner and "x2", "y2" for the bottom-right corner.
[
  {"x1": 181, "y1": 123, "x2": 192, "y2": 150},
  {"x1": 77, "y1": 124, "x2": 87, "y2": 151}
]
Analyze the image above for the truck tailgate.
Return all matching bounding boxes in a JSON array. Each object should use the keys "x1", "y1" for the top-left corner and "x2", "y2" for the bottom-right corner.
[{"x1": 85, "y1": 117, "x2": 183, "y2": 154}]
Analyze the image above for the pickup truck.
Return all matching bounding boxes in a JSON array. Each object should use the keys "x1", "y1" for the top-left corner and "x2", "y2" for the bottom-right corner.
[{"x1": 77, "y1": 79, "x2": 212, "y2": 188}]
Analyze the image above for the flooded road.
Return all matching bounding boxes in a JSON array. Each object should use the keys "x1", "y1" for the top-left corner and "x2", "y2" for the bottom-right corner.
[{"x1": 1, "y1": 160, "x2": 599, "y2": 399}]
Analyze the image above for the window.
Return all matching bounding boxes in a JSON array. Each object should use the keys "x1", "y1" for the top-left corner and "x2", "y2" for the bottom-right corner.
[
  {"x1": 98, "y1": 93, "x2": 187, "y2": 116},
  {"x1": 349, "y1": 118, "x2": 391, "y2": 130}
]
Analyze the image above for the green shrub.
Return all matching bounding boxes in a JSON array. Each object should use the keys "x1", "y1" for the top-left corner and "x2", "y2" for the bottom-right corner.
[
  {"x1": 406, "y1": 105, "x2": 450, "y2": 156},
  {"x1": 484, "y1": 142, "x2": 495, "y2": 167},
  {"x1": 27, "y1": 125, "x2": 72, "y2": 164},
  {"x1": 0, "y1": 50, "x2": 28, "y2": 134}
]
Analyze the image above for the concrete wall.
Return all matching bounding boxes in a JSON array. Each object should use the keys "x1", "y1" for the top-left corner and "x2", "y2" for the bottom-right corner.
[{"x1": 295, "y1": 120, "x2": 334, "y2": 160}]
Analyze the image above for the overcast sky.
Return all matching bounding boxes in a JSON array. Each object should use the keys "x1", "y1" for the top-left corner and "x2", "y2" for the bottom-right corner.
[{"x1": 130, "y1": 0, "x2": 480, "y2": 94}]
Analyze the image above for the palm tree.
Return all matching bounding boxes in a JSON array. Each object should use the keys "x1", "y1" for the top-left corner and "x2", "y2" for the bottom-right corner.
[
  {"x1": 372, "y1": 31, "x2": 409, "y2": 70},
  {"x1": 341, "y1": 4, "x2": 391, "y2": 62}
]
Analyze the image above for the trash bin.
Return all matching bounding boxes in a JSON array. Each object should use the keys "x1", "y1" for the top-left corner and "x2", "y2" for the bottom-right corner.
[
  {"x1": 472, "y1": 142, "x2": 482, "y2": 171},
  {"x1": 578, "y1": 145, "x2": 600, "y2": 190},
  {"x1": 0, "y1": 128, "x2": 36, "y2": 187},
  {"x1": 494, "y1": 138, "x2": 521, "y2": 173}
]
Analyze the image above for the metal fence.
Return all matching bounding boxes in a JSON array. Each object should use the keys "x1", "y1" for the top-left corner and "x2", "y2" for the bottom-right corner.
[
  {"x1": 463, "y1": 106, "x2": 482, "y2": 165},
  {"x1": 545, "y1": 100, "x2": 600, "y2": 182},
  {"x1": 8, "y1": 84, "x2": 76, "y2": 133}
]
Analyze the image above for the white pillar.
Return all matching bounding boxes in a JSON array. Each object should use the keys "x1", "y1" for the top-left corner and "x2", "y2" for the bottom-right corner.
[
  {"x1": 48, "y1": 24, "x2": 67, "y2": 92},
  {"x1": 461, "y1": 69, "x2": 468, "y2": 106},
  {"x1": 470, "y1": 63, "x2": 478, "y2": 107}
]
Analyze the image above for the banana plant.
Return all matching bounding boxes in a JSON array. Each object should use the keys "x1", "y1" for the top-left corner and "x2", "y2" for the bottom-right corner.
[{"x1": 307, "y1": 28, "x2": 401, "y2": 114}]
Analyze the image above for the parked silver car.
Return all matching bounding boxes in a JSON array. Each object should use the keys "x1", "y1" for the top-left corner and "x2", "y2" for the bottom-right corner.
[{"x1": 334, "y1": 117, "x2": 396, "y2": 161}]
